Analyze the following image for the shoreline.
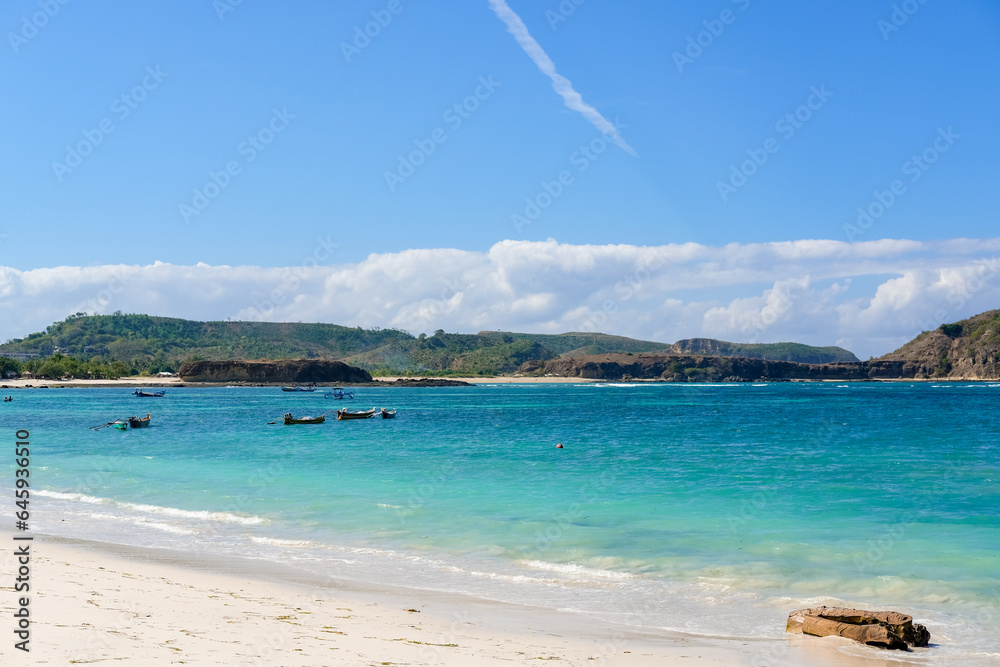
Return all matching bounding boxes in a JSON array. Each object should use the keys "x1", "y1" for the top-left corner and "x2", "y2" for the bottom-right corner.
[
  {"x1": 0, "y1": 532, "x2": 889, "y2": 666},
  {"x1": 0, "y1": 375, "x2": 600, "y2": 389},
  {"x1": 2, "y1": 375, "x2": 998, "y2": 389}
]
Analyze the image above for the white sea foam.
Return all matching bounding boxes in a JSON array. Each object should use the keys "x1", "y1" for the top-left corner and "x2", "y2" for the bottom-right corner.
[
  {"x1": 134, "y1": 519, "x2": 196, "y2": 535},
  {"x1": 116, "y1": 502, "x2": 265, "y2": 525},
  {"x1": 76, "y1": 511, "x2": 196, "y2": 535},
  {"x1": 518, "y1": 559, "x2": 635, "y2": 580},
  {"x1": 248, "y1": 536, "x2": 316, "y2": 547},
  {"x1": 36, "y1": 490, "x2": 105, "y2": 504},
  {"x1": 37, "y1": 491, "x2": 263, "y2": 526}
]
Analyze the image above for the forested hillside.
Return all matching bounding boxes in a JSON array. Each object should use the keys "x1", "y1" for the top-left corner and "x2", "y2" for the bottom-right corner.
[{"x1": 0, "y1": 313, "x2": 865, "y2": 379}]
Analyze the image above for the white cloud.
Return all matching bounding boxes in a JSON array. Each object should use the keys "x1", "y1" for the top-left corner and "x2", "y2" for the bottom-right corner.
[
  {"x1": 486, "y1": 0, "x2": 636, "y2": 156},
  {"x1": 1, "y1": 238, "x2": 999, "y2": 359}
]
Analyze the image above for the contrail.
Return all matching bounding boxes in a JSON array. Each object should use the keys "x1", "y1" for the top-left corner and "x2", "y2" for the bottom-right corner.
[{"x1": 487, "y1": 0, "x2": 637, "y2": 156}]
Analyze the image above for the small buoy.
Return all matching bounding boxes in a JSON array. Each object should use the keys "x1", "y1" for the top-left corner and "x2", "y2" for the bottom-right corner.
[{"x1": 556, "y1": 443, "x2": 563, "y2": 448}]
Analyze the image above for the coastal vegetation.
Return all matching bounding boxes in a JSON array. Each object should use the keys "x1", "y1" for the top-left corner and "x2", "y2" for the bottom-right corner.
[
  {"x1": 2, "y1": 309, "x2": 998, "y2": 380},
  {"x1": 0, "y1": 313, "x2": 671, "y2": 376},
  {"x1": 668, "y1": 338, "x2": 858, "y2": 363},
  {"x1": 0, "y1": 354, "x2": 133, "y2": 380},
  {"x1": 0, "y1": 311, "x2": 906, "y2": 379}
]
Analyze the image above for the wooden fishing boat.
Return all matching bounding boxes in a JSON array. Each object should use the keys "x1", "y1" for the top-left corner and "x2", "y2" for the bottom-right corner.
[
  {"x1": 133, "y1": 389, "x2": 166, "y2": 397},
  {"x1": 337, "y1": 408, "x2": 376, "y2": 420},
  {"x1": 128, "y1": 413, "x2": 151, "y2": 428},
  {"x1": 324, "y1": 388, "x2": 355, "y2": 399},
  {"x1": 281, "y1": 386, "x2": 316, "y2": 392},
  {"x1": 380, "y1": 408, "x2": 396, "y2": 419},
  {"x1": 111, "y1": 419, "x2": 128, "y2": 430},
  {"x1": 283, "y1": 412, "x2": 326, "y2": 425}
]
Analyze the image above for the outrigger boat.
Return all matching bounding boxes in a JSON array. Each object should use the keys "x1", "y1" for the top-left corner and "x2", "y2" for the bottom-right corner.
[
  {"x1": 133, "y1": 389, "x2": 166, "y2": 397},
  {"x1": 283, "y1": 412, "x2": 326, "y2": 425},
  {"x1": 380, "y1": 408, "x2": 396, "y2": 419},
  {"x1": 337, "y1": 408, "x2": 376, "y2": 420},
  {"x1": 281, "y1": 386, "x2": 316, "y2": 393},
  {"x1": 91, "y1": 414, "x2": 150, "y2": 431},
  {"x1": 324, "y1": 388, "x2": 355, "y2": 399}
]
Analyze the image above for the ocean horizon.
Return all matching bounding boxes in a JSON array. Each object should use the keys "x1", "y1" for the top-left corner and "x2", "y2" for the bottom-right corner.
[{"x1": 7, "y1": 382, "x2": 999, "y2": 665}]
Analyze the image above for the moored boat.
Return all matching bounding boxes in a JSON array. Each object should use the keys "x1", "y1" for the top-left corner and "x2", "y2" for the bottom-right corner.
[
  {"x1": 324, "y1": 388, "x2": 355, "y2": 399},
  {"x1": 133, "y1": 389, "x2": 166, "y2": 397},
  {"x1": 281, "y1": 386, "x2": 316, "y2": 392},
  {"x1": 337, "y1": 408, "x2": 376, "y2": 420},
  {"x1": 128, "y1": 413, "x2": 151, "y2": 428},
  {"x1": 380, "y1": 408, "x2": 396, "y2": 419},
  {"x1": 283, "y1": 412, "x2": 326, "y2": 425}
]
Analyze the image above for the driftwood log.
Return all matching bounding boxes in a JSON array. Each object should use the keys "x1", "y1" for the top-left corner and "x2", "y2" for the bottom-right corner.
[{"x1": 786, "y1": 607, "x2": 930, "y2": 650}]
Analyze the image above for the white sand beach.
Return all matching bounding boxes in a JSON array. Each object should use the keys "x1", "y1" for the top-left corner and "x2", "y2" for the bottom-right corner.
[{"x1": 0, "y1": 534, "x2": 893, "y2": 666}]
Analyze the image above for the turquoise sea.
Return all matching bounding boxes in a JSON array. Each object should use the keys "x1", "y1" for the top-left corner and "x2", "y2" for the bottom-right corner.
[{"x1": 4, "y1": 382, "x2": 999, "y2": 664}]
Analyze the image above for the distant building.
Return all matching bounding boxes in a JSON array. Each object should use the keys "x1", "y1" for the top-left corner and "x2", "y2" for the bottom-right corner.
[{"x1": 156, "y1": 371, "x2": 175, "y2": 377}]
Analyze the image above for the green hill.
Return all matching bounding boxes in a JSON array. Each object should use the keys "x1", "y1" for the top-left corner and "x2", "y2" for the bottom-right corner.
[
  {"x1": 0, "y1": 314, "x2": 671, "y2": 377},
  {"x1": 0, "y1": 313, "x2": 861, "y2": 378},
  {"x1": 878, "y1": 309, "x2": 1000, "y2": 378},
  {"x1": 669, "y1": 338, "x2": 859, "y2": 363}
]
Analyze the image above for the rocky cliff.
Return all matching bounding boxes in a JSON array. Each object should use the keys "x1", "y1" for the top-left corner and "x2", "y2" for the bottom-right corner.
[
  {"x1": 178, "y1": 359, "x2": 372, "y2": 383},
  {"x1": 878, "y1": 309, "x2": 1000, "y2": 379}
]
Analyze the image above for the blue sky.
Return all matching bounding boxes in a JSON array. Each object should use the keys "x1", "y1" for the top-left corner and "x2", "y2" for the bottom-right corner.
[{"x1": 1, "y1": 0, "x2": 999, "y2": 357}]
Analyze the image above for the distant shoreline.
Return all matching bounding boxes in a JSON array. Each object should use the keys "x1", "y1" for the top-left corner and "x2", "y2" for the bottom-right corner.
[
  {"x1": 0, "y1": 375, "x2": 601, "y2": 389},
  {"x1": 2, "y1": 375, "x2": 997, "y2": 389}
]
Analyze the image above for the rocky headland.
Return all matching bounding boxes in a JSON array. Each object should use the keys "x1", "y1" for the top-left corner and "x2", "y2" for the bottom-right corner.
[
  {"x1": 178, "y1": 359, "x2": 372, "y2": 384},
  {"x1": 877, "y1": 308, "x2": 1000, "y2": 379}
]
